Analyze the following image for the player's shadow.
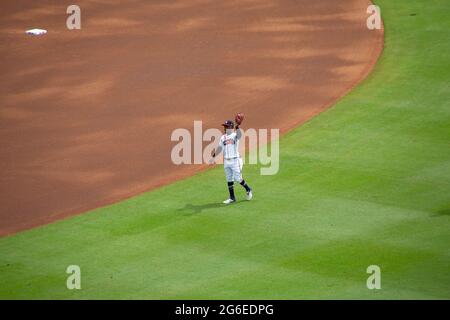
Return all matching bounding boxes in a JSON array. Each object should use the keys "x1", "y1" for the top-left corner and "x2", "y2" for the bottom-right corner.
[{"x1": 178, "y1": 202, "x2": 226, "y2": 215}]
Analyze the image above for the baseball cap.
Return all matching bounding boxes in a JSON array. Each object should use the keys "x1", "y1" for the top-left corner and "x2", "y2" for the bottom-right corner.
[{"x1": 221, "y1": 120, "x2": 234, "y2": 128}]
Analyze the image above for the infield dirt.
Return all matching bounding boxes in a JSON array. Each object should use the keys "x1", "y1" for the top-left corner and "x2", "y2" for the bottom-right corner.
[{"x1": 0, "y1": 0, "x2": 383, "y2": 235}]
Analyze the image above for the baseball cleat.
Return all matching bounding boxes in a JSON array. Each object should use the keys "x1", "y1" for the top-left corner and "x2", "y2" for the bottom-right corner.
[
  {"x1": 246, "y1": 189, "x2": 253, "y2": 201},
  {"x1": 223, "y1": 198, "x2": 236, "y2": 204}
]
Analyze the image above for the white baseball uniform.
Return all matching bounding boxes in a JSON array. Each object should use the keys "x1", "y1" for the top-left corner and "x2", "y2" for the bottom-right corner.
[{"x1": 218, "y1": 130, "x2": 243, "y2": 182}]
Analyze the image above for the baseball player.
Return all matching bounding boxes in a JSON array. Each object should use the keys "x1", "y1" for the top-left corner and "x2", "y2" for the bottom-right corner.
[{"x1": 210, "y1": 113, "x2": 253, "y2": 204}]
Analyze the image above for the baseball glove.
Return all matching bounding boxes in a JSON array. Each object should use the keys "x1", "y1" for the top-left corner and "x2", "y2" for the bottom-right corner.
[{"x1": 235, "y1": 112, "x2": 244, "y2": 126}]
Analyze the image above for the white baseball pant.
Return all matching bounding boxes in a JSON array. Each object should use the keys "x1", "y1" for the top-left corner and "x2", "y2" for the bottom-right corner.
[{"x1": 224, "y1": 157, "x2": 243, "y2": 182}]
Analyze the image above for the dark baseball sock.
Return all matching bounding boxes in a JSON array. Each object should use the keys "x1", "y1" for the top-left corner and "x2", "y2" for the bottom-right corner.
[
  {"x1": 227, "y1": 182, "x2": 235, "y2": 200},
  {"x1": 240, "y1": 179, "x2": 251, "y2": 192}
]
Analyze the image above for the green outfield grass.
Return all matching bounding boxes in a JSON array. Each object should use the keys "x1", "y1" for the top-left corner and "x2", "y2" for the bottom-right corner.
[{"x1": 1, "y1": 0, "x2": 449, "y2": 299}]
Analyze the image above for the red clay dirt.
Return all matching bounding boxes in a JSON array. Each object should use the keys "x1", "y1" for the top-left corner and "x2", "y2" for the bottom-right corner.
[{"x1": 0, "y1": 0, "x2": 383, "y2": 236}]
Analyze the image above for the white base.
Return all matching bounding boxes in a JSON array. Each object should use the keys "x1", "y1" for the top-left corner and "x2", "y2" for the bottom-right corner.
[{"x1": 26, "y1": 29, "x2": 47, "y2": 36}]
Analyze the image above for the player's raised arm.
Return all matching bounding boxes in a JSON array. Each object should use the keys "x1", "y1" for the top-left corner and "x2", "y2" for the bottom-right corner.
[{"x1": 236, "y1": 127, "x2": 242, "y2": 140}]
